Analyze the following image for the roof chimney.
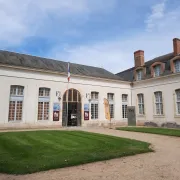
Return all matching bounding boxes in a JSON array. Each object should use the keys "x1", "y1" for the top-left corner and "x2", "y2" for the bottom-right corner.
[
  {"x1": 173, "y1": 38, "x2": 180, "y2": 56},
  {"x1": 134, "y1": 50, "x2": 144, "y2": 67}
]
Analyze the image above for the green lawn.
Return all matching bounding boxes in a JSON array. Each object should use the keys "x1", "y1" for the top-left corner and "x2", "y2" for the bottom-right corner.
[
  {"x1": 0, "y1": 130, "x2": 152, "y2": 174},
  {"x1": 117, "y1": 127, "x2": 180, "y2": 137}
]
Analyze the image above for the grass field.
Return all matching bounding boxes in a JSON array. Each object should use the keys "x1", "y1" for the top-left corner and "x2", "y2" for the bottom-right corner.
[
  {"x1": 0, "y1": 130, "x2": 152, "y2": 174},
  {"x1": 117, "y1": 127, "x2": 180, "y2": 137}
]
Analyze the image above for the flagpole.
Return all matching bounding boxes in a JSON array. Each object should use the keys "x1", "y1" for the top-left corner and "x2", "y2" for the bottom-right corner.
[{"x1": 66, "y1": 82, "x2": 69, "y2": 127}]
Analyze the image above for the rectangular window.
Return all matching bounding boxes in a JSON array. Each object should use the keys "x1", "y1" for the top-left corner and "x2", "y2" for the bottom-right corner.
[
  {"x1": 91, "y1": 92, "x2": 99, "y2": 119},
  {"x1": 137, "y1": 69, "x2": 143, "y2": 80},
  {"x1": 154, "y1": 91, "x2": 163, "y2": 115},
  {"x1": 8, "y1": 85, "x2": 24, "y2": 121},
  {"x1": 38, "y1": 88, "x2": 50, "y2": 120},
  {"x1": 137, "y1": 94, "x2": 144, "y2": 114},
  {"x1": 175, "y1": 60, "x2": 180, "y2": 73},
  {"x1": 91, "y1": 103, "x2": 98, "y2": 119},
  {"x1": 122, "y1": 94, "x2": 128, "y2": 118},
  {"x1": 154, "y1": 65, "x2": 161, "y2": 77},
  {"x1": 176, "y1": 89, "x2": 180, "y2": 114},
  {"x1": 108, "y1": 93, "x2": 114, "y2": 118}
]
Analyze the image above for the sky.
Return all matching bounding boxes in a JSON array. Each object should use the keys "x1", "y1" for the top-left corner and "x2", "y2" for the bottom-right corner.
[{"x1": 0, "y1": 0, "x2": 180, "y2": 73}]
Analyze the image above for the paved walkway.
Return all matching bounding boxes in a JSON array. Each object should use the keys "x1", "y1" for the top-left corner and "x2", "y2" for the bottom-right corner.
[{"x1": 0, "y1": 128, "x2": 180, "y2": 180}]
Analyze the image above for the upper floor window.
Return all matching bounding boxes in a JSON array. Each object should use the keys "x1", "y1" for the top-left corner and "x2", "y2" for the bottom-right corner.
[
  {"x1": 107, "y1": 93, "x2": 114, "y2": 118},
  {"x1": 136, "y1": 69, "x2": 143, "y2": 80},
  {"x1": 137, "y1": 94, "x2": 144, "y2": 115},
  {"x1": 154, "y1": 65, "x2": 161, "y2": 77},
  {"x1": 8, "y1": 85, "x2": 24, "y2": 121},
  {"x1": 174, "y1": 60, "x2": 180, "y2": 73},
  {"x1": 175, "y1": 89, "x2": 180, "y2": 115},
  {"x1": 38, "y1": 88, "x2": 50, "y2": 120},
  {"x1": 122, "y1": 94, "x2": 128, "y2": 118},
  {"x1": 91, "y1": 92, "x2": 99, "y2": 119},
  {"x1": 154, "y1": 91, "x2": 163, "y2": 115}
]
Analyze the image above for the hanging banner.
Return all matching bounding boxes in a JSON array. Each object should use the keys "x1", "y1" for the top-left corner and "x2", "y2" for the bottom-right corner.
[
  {"x1": 53, "y1": 103, "x2": 60, "y2": 121},
  {"x1": 84, "y1": 104, "x2": 89, "y2": 120},
  {"x1": 104, "y1": 98, "x2": 111, "y2": 120}
]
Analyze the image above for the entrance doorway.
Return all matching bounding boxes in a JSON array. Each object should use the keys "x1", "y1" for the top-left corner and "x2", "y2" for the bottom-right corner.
[{"x1": 62, "y1": 89, "x2": 81, "y2": 127}]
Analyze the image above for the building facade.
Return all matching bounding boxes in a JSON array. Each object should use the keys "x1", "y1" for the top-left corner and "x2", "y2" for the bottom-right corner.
[{"x1": 0, "y1": 38, "x2": 180, "y2": 128}]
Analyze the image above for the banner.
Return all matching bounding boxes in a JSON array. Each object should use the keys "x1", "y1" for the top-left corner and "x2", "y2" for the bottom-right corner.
[
  {"x1": 84, "y1": 104, "x2": 89, "y2": 120},
  {"x1": 104, "y1": 98, "x2": 111, "y2": 120},
  {"x1": 53, "y1": 103, "x2": 60, "y2": 121}
]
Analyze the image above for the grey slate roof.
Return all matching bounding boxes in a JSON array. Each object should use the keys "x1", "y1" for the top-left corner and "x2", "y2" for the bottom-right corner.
[
  {"x1": 0, "y1": 50, "x2": 123, "y2": 81},
  {"x1": 116, "y1": 52, "x2": 176, "y2": 82}
]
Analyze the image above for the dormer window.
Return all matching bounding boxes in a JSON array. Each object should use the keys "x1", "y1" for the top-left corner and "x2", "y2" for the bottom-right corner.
[
  {"x1": 154, "y1": 65, "x2": 161, "y2": 77},
  {"x1": 174, "y1": 60, "x2": 180, "y2": 73},
  {"x1": 136, "y1": 69, "x2": 143, "y2": 80}
]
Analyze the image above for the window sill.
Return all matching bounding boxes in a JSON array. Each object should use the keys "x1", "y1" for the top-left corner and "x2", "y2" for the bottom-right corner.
[
  {"x1": 174, "y1": 115, "x2": 180, "y2": 118},
  {"x1": 8, "y1": 120, "x2": 22, "y2": 123},
  {"x1": 153, "y1": 115, "x2": 165, "y2": 118},
  {"x1": 137, "y1": 114, "x2": 146, "y2": 117}
]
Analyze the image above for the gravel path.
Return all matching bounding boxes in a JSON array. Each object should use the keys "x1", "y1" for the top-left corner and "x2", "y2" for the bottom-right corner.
[{"x1": 0, "y1": 128, "x2": 180, "y2": 180}]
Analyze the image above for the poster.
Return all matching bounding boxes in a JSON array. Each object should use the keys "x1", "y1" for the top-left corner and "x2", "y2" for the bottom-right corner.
[
  {"x1": 53, "y1": 103, "x2": 60, "y2": 121},
  {"x1": 104, "y1": 98, "x2": 111, "y2": 120},
  {"x1": 84, "y1": 104, "x2": 89, "y2": 120}
]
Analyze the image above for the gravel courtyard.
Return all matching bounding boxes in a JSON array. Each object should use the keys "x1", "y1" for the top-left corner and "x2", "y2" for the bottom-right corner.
[{"x1": 0, "y1": 127, "x2": 180, "y2": 180}]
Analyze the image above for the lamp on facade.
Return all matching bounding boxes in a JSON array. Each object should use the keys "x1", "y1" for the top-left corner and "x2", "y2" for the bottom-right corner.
[
  {"x1": 86, "y1": 93, "x2": 91, "y2": 103},
  {"x1": 56, "y1": 91, "x2": 61, "y2": 101}
]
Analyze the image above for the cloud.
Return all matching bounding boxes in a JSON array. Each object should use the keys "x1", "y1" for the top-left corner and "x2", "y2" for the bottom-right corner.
[
  {"x1": 0, "y1": 0, "x2": 117, "y2": 47},
  {"x1": 48, "y1": 0, "x2": 180, "y2": 73}
]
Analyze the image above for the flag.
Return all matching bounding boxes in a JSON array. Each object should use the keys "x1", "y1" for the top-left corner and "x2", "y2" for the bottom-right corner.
[
  {"x1": 104, "y1": 98, "x2": 111, "y2": 120},
  {"x1": 67, "y1": 62, "x2": 70, "y2": 82}
]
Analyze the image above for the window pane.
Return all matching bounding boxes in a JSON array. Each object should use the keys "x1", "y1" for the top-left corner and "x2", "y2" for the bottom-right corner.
[
  {"x1": 17, "y1": 86, "x2": 24, "y2": 96},
  {"x1": 91, "y1": 92, "x2": 98, "y2": 100},
  {"x1": 177, "y1": 102, "x2": 180, "y2": 114},
  {"x1": 175, "y1": 60, "x2": 180, "y2": 73},
  {"x1": 8, "y1": 101, "x2": 15, "y2": 121},
  {"x1": 176, "y1": 90, "x2": 180, "y2": 101},
  {"x1": 122, "y1": 94, "x2": 128, "y2": 102},
  {"x1": 44, "y1": 102, "x2": 49, "y2": 120},
  {"x1": 10, "y1": 86, "x2": 16, "y2": 95},
  {"x1": 107, "y1": 93, "x2": 114, "y2": 101},
  {"x1": 39, "y1": 88, "x2": 44, "y2": 96},
  {"x1": 44, "y1": 89, "x2": 50, "y2": 97},
  {"x1": 68, "y1": 89, "x2": 72, "y2": 102},
  {"x1": 91, "y1": 104, "x2": 95, "y2": 119},
  {"x1": 95, "y1": 104, "x2": 98, "y2": 119},
  {"x1": 38, "y1": 102, "x2": 43, "y2": 120},
  {"x1": 16, "y1": 101, "x2": 23, "y2": 120},
  {"x1": 137, "y1": 70, "x2": 142, "y2": 80},
  {"x1": 154, "y1": 65, "x2": 161, "y2": 77},
  {"x1": 122, "y1": 105, "x2": 127, "y2": 118},
  {"x1": 73, "y1": 89, "x2": 77, "y2": 102},
  {"x1": 110, "y1": 104, "x2": 114, "y2": 118}
]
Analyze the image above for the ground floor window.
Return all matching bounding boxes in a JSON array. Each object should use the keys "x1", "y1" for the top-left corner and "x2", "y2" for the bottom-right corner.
[
  {"x1": 91, "y1": 103, "x2": 98, "y2": 119},
  {"x1": 122, "y1": 104, "x2": 127, "y2": 118},
  {"x1": 38, "y1": 102, "x2": 49, "y2": 120},
  {"x1": 9, "y1": 101, "x2": 23, "y2": 121},
  {"x1": 109, "y1": 104, "x2": 114, "y2": 118},
  {"x1": 176, "y1": 89, "x2": 180, "y2": 114}
]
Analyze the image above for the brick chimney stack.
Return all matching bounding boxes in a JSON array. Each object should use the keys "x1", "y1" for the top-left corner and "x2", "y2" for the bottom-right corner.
[
  {"x1": 134, "y1": 50, "x2": 145, "y2": 67},
  {"x1": 173, "y1": 38, "x2": 180, "y2": 56}
]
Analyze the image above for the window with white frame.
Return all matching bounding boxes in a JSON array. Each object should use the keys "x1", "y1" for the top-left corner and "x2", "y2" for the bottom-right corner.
[
  {"x1": 154, "y1": 91, "x2": 163, "y2": 115},
  {"x1": 38, "y1": 88, "x2": 50, "y2": 120},
  {"x1": 122, "y1": 94, "x2": 128, "y2": 118},
  {"x1": 91, "y1": 92, "x2": 99, "y2": 119},
  {"x1": 137, "y1": 94, "x2": 144, "y2": 115},
  {"x1": 174, "y1": 60, "x2": 180, "y2": 73},
  {"x1": 107, "y1": 93, "x2": 114, "y2": 118},
  {"x1": 175, "y1": 89, "x2": 180, "y2": 115},
  {"x1": 136, "y1": 69, "x2": 143, "y2": 80},
  {"x1": 8, "y1": 85, "x2": 24, "y2": 121},
  {"x1": 154, "y1": 65, "x2": 161, "y2": 77}
]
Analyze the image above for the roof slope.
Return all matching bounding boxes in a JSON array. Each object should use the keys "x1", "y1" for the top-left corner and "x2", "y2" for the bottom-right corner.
[
  {"x1": 116, "y1": 53, "x2": 175, "y2": 81},
  {"x1": 0, "y1": 50, "x2": 123, "y2": 81}
]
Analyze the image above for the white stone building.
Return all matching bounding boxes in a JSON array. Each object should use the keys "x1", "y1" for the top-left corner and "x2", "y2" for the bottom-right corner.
[{"x1": 0, "y1": 38, "x2": 180, "y2": 128}]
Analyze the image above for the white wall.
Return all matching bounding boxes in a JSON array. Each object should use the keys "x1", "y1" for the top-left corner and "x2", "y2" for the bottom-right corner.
[
  {"x1": 132, "y1": 74, "x2": 180, "y2": 125},
  {"x1": 0, "y1": 66, "x2": 131, "y2": 128}
]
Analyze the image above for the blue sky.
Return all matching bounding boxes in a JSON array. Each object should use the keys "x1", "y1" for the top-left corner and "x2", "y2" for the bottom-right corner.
[{"x1": 0, "y1": 0, "x2": 180, "y2": 73}]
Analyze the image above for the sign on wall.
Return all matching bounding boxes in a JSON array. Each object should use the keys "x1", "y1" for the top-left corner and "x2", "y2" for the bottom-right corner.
[
  {"x1": 84, "y1": 104, "x2": 89, "y2": 120},
  {"x1": 53, "y1": 103, "x2": 60, "y2": 121},
  {"x1": 127, "y1": 106, "x2": 136, "y2": 126}
]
